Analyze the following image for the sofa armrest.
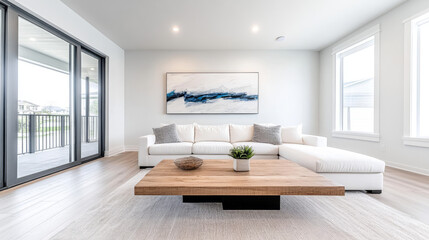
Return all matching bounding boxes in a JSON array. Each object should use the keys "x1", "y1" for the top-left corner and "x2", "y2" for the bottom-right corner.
[
  {"x1": 138, "y1": 135, "x2": 156, "y2": 166},
  {"x1": 302, "y1": 135, "x2": 327, "y2": 147},
  {"x1": 138, "y1": 135, "x2": 156, "y2": 153}
]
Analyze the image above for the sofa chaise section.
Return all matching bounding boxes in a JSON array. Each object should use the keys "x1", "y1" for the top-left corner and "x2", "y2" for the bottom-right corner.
[{"x1": 279, "y1": 144, "x2": 385, "y2": 191}]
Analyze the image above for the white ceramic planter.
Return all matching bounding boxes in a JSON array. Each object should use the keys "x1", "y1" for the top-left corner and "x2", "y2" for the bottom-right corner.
[{"x1": 233, "y1": 158, "x2": 250, "y2": 172}]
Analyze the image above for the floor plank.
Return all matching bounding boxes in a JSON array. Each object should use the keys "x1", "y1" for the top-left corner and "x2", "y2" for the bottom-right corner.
[
  {"x1": 0, "y1": 152, "x2": 139, "y2": 240},
  {"x1": 0, "y1": 152, "x2": 428, "y2": 240},
  {"x1": 368, "y1": 166, "x2": 429, "y2": 225}
]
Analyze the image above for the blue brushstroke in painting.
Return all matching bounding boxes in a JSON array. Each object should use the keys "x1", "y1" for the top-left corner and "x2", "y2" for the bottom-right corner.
[{"x1": 167, "y1": 91, "x2": 258, "y2": 103}]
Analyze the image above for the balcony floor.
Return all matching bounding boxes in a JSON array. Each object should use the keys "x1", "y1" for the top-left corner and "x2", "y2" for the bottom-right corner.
[{"x1": 17, "y1": 142, "x2": 99, "y2": 178}]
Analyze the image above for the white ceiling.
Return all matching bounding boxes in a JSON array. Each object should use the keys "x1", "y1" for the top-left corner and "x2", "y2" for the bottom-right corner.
[{"x1": 61, "y1": 0, "x2": 406, "y2": 50}]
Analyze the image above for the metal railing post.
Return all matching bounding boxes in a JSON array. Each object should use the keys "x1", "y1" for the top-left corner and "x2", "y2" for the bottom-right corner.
[
  {"x1": 29, "y1": 115, "x2": 36, "y2": 153},
  {"x1": 61, "y1": 115, "x2": 65, "y2": 147},
  {"x1": 85, "y1": 76, "x2": 90, "y2": 143}
]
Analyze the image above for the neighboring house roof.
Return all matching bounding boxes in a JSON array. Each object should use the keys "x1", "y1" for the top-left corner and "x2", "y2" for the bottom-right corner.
[
  {"x1": 343, "y1": 78, "x2": 372, "y2": 88},
  {"x1": 343, "y1": 78, "x2": 374, "y2": 108},
  {"x1": 18, "y1": 100, "x2": 39, "y2": 107}
]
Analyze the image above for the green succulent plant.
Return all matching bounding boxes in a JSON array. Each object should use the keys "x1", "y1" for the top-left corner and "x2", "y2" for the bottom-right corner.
[{"x1": 229, "y1": 145, "x2": 255, "y2": 160}]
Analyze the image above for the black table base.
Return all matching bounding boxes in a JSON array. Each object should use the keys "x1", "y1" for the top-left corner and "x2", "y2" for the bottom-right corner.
[{"x1": 183, "y1": 195, "x2": 280, "y2": 210}]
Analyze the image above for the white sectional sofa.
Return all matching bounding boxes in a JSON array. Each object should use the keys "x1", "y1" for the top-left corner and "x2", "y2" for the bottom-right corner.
[{"x1": 138, "y1": 124, "x2": 385, "y2": 193}]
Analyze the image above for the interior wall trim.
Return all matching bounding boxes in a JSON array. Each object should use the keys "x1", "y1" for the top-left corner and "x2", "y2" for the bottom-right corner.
[{"x1": 386, "y1": 161, "x2": 429, "y2": 177}]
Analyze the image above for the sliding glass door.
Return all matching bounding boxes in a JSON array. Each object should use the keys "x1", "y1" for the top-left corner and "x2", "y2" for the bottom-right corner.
[
  {"x1": 81, "y1": 52, "x2": 102, "y2": 159},
  {"x1": 3, "y1": 6, "x2": 105, "y2": 187},
  {"x1": 16, "y1": 17, "x2": 74, "y2": 178}
]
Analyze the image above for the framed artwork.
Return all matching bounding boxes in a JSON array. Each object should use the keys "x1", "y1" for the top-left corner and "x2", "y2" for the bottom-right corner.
[{"x1": 166, "y1": 72, "x2": 259, "y2": 114}]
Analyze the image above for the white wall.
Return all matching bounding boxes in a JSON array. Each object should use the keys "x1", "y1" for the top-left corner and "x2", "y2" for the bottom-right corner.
[
  {"x1": 319, "y1": 0, "x2": 429, "y2": 175},
  {"x1": 11, "y1": 0, "x2": 125, "y2": 156},
  {"x1": 125, "y1": 50, "x2": 319, "y2": 149}
]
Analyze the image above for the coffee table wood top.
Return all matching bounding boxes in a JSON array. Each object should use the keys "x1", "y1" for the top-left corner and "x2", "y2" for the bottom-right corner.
[{"x1": 134, "y1": 159, "x2": 345, "y2": 196}]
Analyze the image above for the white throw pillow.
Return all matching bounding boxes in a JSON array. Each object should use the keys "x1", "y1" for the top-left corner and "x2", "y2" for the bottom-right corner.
[
  {"x1": 230, "y1": 124, "x2": 253, "y2": 143},
  {"x1": 161, "y1": 123, "x2": 194, "y2": 142},
  {"x1": 195, "y1": 124, "x2": 230, "y2": 142},
  {"x1": 281, "y1": 125, "x2": 303, "y2": 144}
]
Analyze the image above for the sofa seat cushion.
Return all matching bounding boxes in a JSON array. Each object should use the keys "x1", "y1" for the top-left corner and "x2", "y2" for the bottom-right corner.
[
  {"x1": 233, "y1": 142, "x2": 279, "y2": 155},
  {"x1": 193, "y1": 142, "x2": 233, "y2": 154},
  {"x1": 149, "y1": 142, "x2": 192, "y2": 155},
  {"x1": 279, "y1": 144, "x2": 385, "y2": 173}
]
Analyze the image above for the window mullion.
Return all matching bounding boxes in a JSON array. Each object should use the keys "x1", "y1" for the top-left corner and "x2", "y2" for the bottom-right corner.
[
  {"x1": 339, "y1": 57, "x2": 344, "y2": 131},
  {"x1": 416, "y1": 26, "x2": 421, "y2": 137}
]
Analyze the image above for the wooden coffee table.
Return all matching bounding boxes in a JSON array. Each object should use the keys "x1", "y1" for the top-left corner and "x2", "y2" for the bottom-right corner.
[{"x1": 135, "y1": 159, "x2": 345, "y2": 210}]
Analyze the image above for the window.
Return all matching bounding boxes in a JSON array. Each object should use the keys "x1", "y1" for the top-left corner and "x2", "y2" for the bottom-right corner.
[
  {"x1": 404, "y1": 12, "x2": 429, "y2": 147},
  {"x1": 411, "y1": 15, "x2": 429, "y2": 137},
  {"x1": 332, "y1": 25, "x2": 380, "y2": 142}
]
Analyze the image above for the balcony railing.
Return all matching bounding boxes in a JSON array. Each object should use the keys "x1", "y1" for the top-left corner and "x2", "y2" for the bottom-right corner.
[{"x1": 18, "y1": 114, "x2": 98, "y2": 155}]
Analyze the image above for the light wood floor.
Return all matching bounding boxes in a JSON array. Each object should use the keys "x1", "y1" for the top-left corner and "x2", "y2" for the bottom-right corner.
[
  {"x1": 368, "y1": 166, "x2": 429, "y2": 224},
  {"x1": 0, "y1": 151, "x2": 428, "y2": 239}
]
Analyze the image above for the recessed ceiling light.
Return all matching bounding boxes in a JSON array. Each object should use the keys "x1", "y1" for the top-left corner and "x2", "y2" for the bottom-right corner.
[
  {"x1": 90, "y1": 67, "x2": 95, "y2": 71},
  {"x1": 275, "y1": 36, "x2": 286, "y2": 42},
  {"x1": 172, "y1": 26, "x2": 180, "y2": 33},
  {"x1": 29, "y1": 37, "x2": 36, "y2": 41},
  {"x1": 251, "y1": 25, "x2": 259, "y2": 33}
]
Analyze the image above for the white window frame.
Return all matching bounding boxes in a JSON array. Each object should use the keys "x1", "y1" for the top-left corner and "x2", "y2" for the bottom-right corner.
[
  {"x1": 331, "y1": 25, "x2": 380, "y2": 142},
  {"x1": 403, "y1": 10, "x2": 429, "y2": 148}
]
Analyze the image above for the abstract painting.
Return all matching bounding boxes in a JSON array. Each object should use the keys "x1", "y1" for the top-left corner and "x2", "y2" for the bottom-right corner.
[{"x1": 166, "y1": 72, "x2": 259, "y2": 114}]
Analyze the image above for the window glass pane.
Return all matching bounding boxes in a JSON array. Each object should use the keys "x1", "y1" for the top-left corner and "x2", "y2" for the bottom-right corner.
[
  {"x1": 341, "y1": 40, "x2": 375, "y2": 132},
  {"x1": 81, "y1": 52, "x2": 100, "y2": 158},
  {"x1": 418, "y1": 22, "x2": 429, "y2": 137},
  {"x1": 17, "y1": 18, "x2": 72, "y2": 177}
]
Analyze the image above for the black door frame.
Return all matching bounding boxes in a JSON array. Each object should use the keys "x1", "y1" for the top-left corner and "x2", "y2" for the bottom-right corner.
[
  {"x1": 0, "y1": 4, "x2": 5, "y2": 189},
  {"x1": 1, "y1": 1, "x2": 106, "y2": 188}
]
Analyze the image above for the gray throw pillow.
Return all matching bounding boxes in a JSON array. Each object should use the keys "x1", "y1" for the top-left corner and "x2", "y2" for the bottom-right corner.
[
  {"x1": 153, "y1": 124, "x2": 181, "y2": 144},
  {"x1": 252, "y1": 124, "x2": 282, "y2": 145}
]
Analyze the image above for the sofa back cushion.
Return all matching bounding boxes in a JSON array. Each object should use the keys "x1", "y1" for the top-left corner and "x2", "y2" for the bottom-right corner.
[
  {"x1": 161, "y1": 123, "x2": 194, "y2": 142},
  {"x1": 195, "y1": 124, "x2": 230, "y2": 142},
  {"x1": 230, "y1": 124, "x2": 253, "y2": 143},
  {"x1": 281, "y1": 125, "x2": 303, "y2": 144},
  {"x1": 252, "y1": 124, "x2": 282, "y2": 145},
  {"x1": 153, "y1": 124, "x2": 181, "y2": 144}
]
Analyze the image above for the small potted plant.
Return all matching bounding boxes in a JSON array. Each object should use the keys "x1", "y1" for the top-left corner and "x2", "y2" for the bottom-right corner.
[{"x1": 229, "y1": 145, "x2": 254, "y2": 172}]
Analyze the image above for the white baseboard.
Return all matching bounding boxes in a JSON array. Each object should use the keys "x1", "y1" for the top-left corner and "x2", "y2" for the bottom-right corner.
[
  {"x1": 385, "y1": 161, "x2": 429, "y2": 176},
  {"x1": 105, "y1": 146, "x2": 125, "y2": 157},
  {"x1": 124, "y1": 145, "x2": 139, "y2": 152}
]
